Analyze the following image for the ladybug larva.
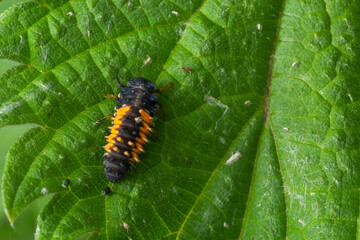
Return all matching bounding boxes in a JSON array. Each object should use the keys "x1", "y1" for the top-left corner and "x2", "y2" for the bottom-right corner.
[{"x1": 102, "y1": 77, "x2": 158, "y2": 183}]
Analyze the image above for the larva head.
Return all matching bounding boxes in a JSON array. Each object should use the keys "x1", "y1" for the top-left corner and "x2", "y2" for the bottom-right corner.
[{"x1": 128, "y1": 77, "x2": 155, "y2": 93}]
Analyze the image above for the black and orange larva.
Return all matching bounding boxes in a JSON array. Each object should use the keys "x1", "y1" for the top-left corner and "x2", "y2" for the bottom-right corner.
[{"x1": 102, "y1": 77, "x2": 158, "y2": 183}]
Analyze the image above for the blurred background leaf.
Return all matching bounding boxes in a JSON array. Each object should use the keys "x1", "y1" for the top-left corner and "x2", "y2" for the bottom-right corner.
[{"x1": 0, "y1": 2, "x2": 44, "y2": 240}]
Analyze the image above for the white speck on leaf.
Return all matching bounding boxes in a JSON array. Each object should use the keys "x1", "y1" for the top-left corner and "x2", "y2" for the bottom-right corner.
[
  {"x1": 171, "y1": 11, "x2": 179, "y2": 16},
  {"x1": 298, "y1": 219, "x2": 305, "y2": 226},
  {"x1": 223, "y1": 222, "x2": 230, "y2": 228},
  {"x1": 39, "y1": 83, "x2": 50, "y2": 91},
  {"x1": 291, "y1": 61, "x2": 298, "y2": 68},
  {"x1": 244, "y1": 100, "x2": 252, "y2": 106},
  {"x1": 178, "y1": 28, "x2": 184, "y2": 36},
  {"x1": 41, "y1": 187, "x2": 49, "y2": 195},
  {"x1": 143, "y1": 55, "x2": 152, "y2": 66},
  {"x1": 0, "y1": 101, "x2": 22, "y2": 116},
  {"x1": 122, "y1": 221, "x2": 130, "y2": 231},
  {"x1": 283, "y1": 127, "x2": 289, "y2": 131},
  {"x1": 256, "y1": 23, "x2": 262, "y2": 31},
  {"x1": 348, "y1": 93, "x2": 353, "y2": 102},
  {"x1": 66, "y1": 12, "x2": 74, "y2": 16},
  {"x1": 219, "y1": 137, "x2": 226, "y2": 144},
  {"x1": 19, "y1": 35, "x2": 25, "y2": 51},
  {"x1": 225, "y1": 151, "x2": 242, "y2": 165},
  {"x1": 87, "y1": 30, "x2": 91, "y2": 37},
  {"x1": 40, "y1": 45, "x2": 48, "y2": 61},
  {"x1": 205, "y1": 95, "x2": 229, "y2": 114}
]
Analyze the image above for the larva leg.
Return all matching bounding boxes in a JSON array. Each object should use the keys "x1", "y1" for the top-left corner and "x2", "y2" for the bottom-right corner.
[
  {"x1": 105, "y1": 94, "x2": 119, "y2": 99},
  {"x1": 157, "y1": 109, "x2": 165, "y2": 118},
  {"x1": 115, "y1": 75, "x2": 126, "y2": 88},
  {"x1": 96, "y1": 114, "x2": 113, "y2": 123}
]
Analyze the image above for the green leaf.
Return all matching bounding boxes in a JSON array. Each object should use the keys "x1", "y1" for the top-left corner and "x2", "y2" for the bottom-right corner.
[{"x1": 1, "y1": 0, "x2": 359, "y2": 239}]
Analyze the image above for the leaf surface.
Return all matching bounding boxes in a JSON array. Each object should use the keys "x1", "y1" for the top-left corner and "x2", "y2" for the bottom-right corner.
[{"x1": 1, "y1": 0, "x2": 359, "y2": 239}]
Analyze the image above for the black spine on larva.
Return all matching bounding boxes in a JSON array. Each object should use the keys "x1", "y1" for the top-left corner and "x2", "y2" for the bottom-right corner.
[{"x1": 103, "y1": 77, "x2": 158, "y2": 183}]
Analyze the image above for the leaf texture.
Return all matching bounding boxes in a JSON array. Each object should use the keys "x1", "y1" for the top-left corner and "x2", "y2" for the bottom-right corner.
[{"x1": 1, "y1": 0, "x2": 359, "y2": 239}]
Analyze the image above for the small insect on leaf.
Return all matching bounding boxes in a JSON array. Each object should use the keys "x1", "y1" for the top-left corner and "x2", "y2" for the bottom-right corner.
[
  {"x1": 122, "y1": 221, "x2": 130, "y2": 231},
  {"x1": 143, "y1": 55, "x2": 152, "y2": 66},
  {"x1": 102, "y1": 77, "x2": 158, "y2": 183},
  {"x1": 181, "y1": 66, "x2": 193, "y2": 73},
  {"x1": 171, "y1": 11, "x2": 180, "y2": 16},
  {"x1": 225, "y1": 151, "x2": 242, "y2": 165}
]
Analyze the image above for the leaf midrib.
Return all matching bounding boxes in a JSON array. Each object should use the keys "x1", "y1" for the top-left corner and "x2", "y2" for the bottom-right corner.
[{"x1": 239, "y1": 0, "x2": 287, "y2": 238}]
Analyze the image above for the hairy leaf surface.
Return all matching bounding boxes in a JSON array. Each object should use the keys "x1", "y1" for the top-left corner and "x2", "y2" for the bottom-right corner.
[{"x1": 1, "y1": 0, "x2": 359, "y2": 239}]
